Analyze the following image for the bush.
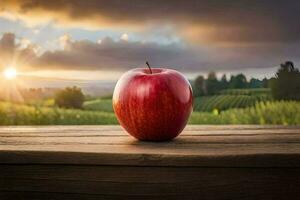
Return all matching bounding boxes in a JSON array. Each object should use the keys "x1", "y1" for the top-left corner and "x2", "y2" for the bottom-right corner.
[
  {"x1": 193, "y1": 75, "x2": 206, "y2": 96},
  {"x1": 55, "y1": 86, "x2": 85, "y2": 109}
]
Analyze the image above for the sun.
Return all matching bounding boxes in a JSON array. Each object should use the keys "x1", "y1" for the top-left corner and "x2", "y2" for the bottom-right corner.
[{"x1": 3, "y1": 67, "x2": 17, "y2": 80}]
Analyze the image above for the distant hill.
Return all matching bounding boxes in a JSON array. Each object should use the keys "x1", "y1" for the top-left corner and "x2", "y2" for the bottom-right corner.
[{"x1": 9, "y1": 75, "x2": 116, "y2": 97}]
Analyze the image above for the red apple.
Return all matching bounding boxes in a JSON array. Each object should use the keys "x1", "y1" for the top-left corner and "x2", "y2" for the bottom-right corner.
[{"x1": 113, "y1": 64, "x2": 193, "y2": 141}]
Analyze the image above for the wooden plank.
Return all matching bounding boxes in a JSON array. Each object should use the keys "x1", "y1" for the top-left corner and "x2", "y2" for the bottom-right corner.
[
  {"x1": 0, "y1": 125, "x2": 299, "y2": 167},
  {"x1": 0, "y1": 192, "x2": 119, "y2": 200},
  {"x1": 0, "y1": 191, "x2": 177, "y2": 200},
  {"x1": 0, "y1": 128, "x2": 299, "y2": 137},
  {"x1": 1, "y1": 149, "x2": 300, "y2": 167},
  {"x1": 0, "y1": 125, "x2": 298, "y2": 133},
  {"x1": 1, "y1": 142, "x2": 300, "y2": 156},
  {"x1": 1, "y1": 134, "x2": 300, "y2": 145},
  {"x1": 0, "y1": 125, "x2": 300, "y2": 199},
  {"x1": 0, "y1": 165, "x2": 299, "y2": 199},
  {"x1": 0, "y1": 164, "x2": 299, "y2": 183}
]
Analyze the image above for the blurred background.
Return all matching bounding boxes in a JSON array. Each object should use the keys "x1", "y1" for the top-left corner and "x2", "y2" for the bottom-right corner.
[{"x1": 0, "y1": 0, "x2": 299, "y2": 125}]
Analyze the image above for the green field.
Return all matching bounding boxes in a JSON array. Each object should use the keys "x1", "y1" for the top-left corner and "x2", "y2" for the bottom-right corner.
[
  {"x1": 0, "y1": 101, "x2": 117, "y2": 125},
  {"x1": 83, "y1": 99, "x2": 114, "y2": 112},
  {"x1": 194, "y1": 88, "x2": 272, "y2": 112},
  {"x1": 190, "y1": 101, "x2": 300, "y2": 125},
  {"x1": 218, "y1": 88, "x2": 271, "y2": 95},
  {"x1": 194, "y1": 94, "x2": 272, "y2": 112},
  {"x1": 0, "y1": 89, "x2": 297, "y2": 125},
  {"x1": 0, "y1": 100, "x2": 299, "y2": 125}
]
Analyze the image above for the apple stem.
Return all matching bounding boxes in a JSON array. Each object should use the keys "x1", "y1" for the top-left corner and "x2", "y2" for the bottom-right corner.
[{"x1": 146, "y1": 61, "x2": 153, "y2": 74}]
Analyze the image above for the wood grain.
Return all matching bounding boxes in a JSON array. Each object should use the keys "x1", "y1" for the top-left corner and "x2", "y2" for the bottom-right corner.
[
  {"x1": 0, "y1": 125, "x2": 300, "y2": 199},
  {"x1": 0, "y1": 125, "x2": 299, "y2": 167},
  {"x1": 0, "y1": 165, "x2": 299, "y2": 199}
]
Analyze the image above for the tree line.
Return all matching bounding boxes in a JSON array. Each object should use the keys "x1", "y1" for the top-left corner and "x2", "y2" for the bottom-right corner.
[
  {"x1": 192, "y1": 72, "x2": 268, "y2": 96},
  {"x1": 192, "y1": 61, "x2": 300, "y2": 101}
]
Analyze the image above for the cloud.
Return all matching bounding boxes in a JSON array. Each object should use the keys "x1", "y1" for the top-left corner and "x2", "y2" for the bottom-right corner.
[
  {"x1": 120, "y1": 33, "x2": 129, "y2": 41},
  {"x1": 19, "y1": 38, "x2": 31, "y2": 48},
  {"x1": 1, "y1": 33, "x2": 300, "y2": 74},
  {"x1": 1, "y1": 0, "x2": 300, "y2": 45},
  {"x1": 0, "y1": 33, "x2": 213, "y2": 72},
  {"x1": 32, "y1": 29, "x2": 40, "y2": 34},
  {"x1": 32, "y1": 36, "x2": 300, "y2": 72},
  {"x1": 34, "y1": 36, "x2": 195, "y2": 71},
  {"x1": 59, "y1": 34, "x2": 72, "y2": 49}
]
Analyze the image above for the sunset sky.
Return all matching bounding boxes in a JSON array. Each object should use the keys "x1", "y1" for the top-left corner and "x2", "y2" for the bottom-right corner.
[{"x1": 0, "y1": 0, "x2": 299, "y2": 82}]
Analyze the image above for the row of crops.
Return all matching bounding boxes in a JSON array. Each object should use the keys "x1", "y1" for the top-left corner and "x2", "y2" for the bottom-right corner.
[
  {"x1": 218, "y1": 88, "x2": 271, "y2": 95},
  {"x1": 194, "y1": 94, "x2": 272, "y2": 112}
]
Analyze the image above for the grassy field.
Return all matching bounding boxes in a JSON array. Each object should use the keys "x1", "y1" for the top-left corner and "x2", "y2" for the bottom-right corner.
[
  {"x1": 83, "y1": 99, "x2": 114, "y2": 112},
  {"x1": 190, "y1": 101, "x2": 300, "y2": 125},
  {"x1": 0, "y1": 101, "x2": 117, "y2": 125},
  {"x1": 0, "y1": 100, "x2": 299, "y2": 125}
]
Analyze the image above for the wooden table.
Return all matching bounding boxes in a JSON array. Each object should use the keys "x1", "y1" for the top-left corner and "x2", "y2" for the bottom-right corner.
[{"x1": 0, "y1": 125, "x2": 300, "y2": 199}]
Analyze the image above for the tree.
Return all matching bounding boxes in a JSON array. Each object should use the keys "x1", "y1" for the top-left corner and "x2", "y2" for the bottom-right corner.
[
  {"x1": 229, "y1": 74, "x2": 247, "y2": 88},
  {"x1": 206, "y1": 71, "x2": 220, "y2": 95},
  {"x1": 262, "y1": 78, "x2": 269, "y2": 88},
  {"x1": 55, "y1": 86, "x2": 85, "y2": 109},
  {"x1": 193, "y1": 75, "x2": 206, "y2": 96},
  {"x1": 249, "y1": 78, "x2": 263, "y2": 88},
  {"x1": 270, "y1": 61, "x2": 300, "y2": 100},
  {"x1": 220, "y1": 74, "x2": 229, "y2": 90}
]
